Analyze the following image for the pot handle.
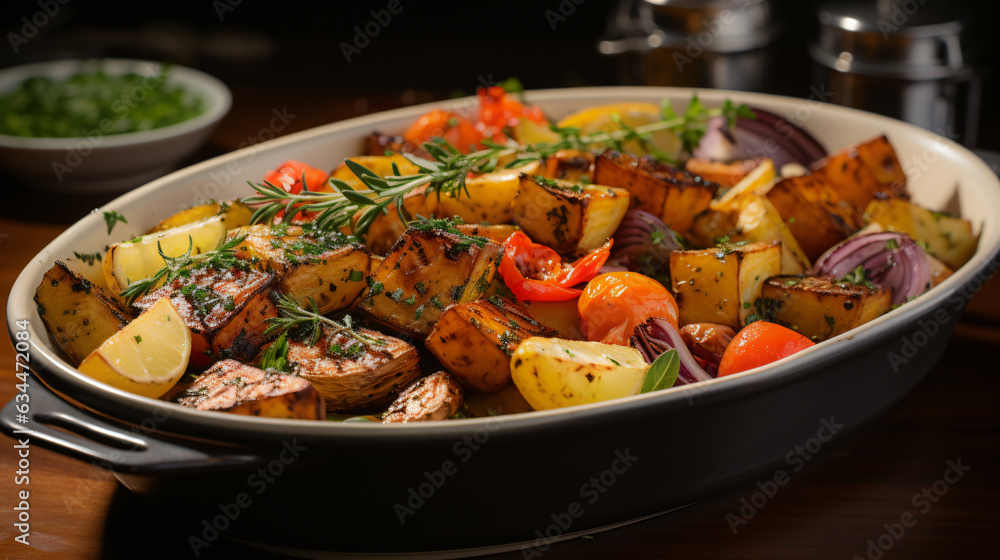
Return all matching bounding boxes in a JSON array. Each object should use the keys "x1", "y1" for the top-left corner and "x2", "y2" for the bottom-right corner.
[{"x1": 0, "y1": 380, "x2": 264, "y2": 474}]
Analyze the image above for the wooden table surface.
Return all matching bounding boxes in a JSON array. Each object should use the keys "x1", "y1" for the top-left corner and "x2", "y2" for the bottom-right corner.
[{"x1": 1, "y1": 88, "x2": 999, "y2": 560}]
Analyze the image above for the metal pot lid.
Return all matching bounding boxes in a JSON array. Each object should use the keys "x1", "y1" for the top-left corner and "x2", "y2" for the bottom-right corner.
[
  {"x1": 644, "y1": 0, "x2": 780, "y2": 53},
  {"x1": 812, "y1": 0, "x2": 977, "y2": 80}
]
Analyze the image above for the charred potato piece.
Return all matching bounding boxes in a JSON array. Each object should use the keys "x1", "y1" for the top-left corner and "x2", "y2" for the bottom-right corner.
[
  {"x1": 284, "y1": 325, "x2": 421, "y2": 412},
  {"x1": 765, "y1": 173, "x2": 857, "y2": 261},
  {"x1": 360, "y1": 186, "x2": 439, "y2": 255},
  {"x1": 670, "y1": 241, "x2": 782, "y2": 329},
  {"x1": 132, "y1": 266, "x2": 278, "y2": 369},
  {"x1": 34, "y1": 262, "x2": 134, "y2": 366},
  {"x1": 178, "y1": 359, "x2": 324, "y2": 419},
  {"x1": 232, "y1": 224, "x2": 370, "y2": 314},
  {"x1": 762, "y1": 276, "x2": 892, "y2": 341},
  {"x1": 383, "y1": 371, "x2": 464, "y2": 423},
  {"x1": 360, "y1": 227, "x2": 501, "y2": 336},
  {"x1": 812, "y1": 134, "x2": 907, "y2": 211},
  {"x1": 685, "y1": 158, "x2": 759, "y2": 189},
  {"x1": 512, "y1": 174, "x2": 629, "y2": 254},
  {"x1": 438, "y1": 162, "x2": 540, "y2": 225},
  {"x1": 863, "y1": 197, "x2": 978, "y2": 269},
  {"x1": 426, "y1": 298, "x2": 557, "y2": 392},
  {"x1": 539, "y1": 149, "x2": 595, "y2": 183},
  {"x1": 593, "y1": 151, "x2": 717, "y2": 233}
]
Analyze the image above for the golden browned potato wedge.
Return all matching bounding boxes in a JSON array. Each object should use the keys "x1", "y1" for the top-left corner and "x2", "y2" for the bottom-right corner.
[
  {"x1": 593, "y1": 151, "x2": 717, "y2": 233},
  {"x1": 426, "y1": 297, "x2": 557, "y2": 392},
  {"x1": 132, "y1": 266, "x2": 278, "y2": 369},
  {"x1": 147, "y1": 200, "x2": 254, "y2": 234},
  {"x1": 863, "y1": 197, "x2": 978, "y2": 269},
  {"x1": 761, "y1": 276, "x2": 892, "y2": 341},
  {"x1": 670, "y1": 241, "x2": 782, "y2": 329},
  {"x1": 359, "y1": 226, "x2": 501, "y2": 336},
  {"x1": 812, "y1": 135, "x2": 907, "y2": 211},
  {"x1": 178, "y1": 359, "x2": 324, "y2": 419},
  {"x1": 519, "y1": 297, "x2": 585, "y2": 340},
  {"x1": 511, "y1": 174, "x2": 629, "y2": 254},
  {"x1": 34, "y1": 262, "x2": 134, "y2": 366},
  {"x1": 231, "y1": 224, "x2": 370, "y2": 314},
  {"x1": 283, "y1": 325, "x2": 421, "y2": 412},
  {"x1": 538, "y1": 150, "x2": 595, "y2": 183},
  {"x1": 438, "y1": 162, "x2": 540, "y2": 225},
  {"x1": 764, "y1": 173, "x2": 857, "y2": 261},
  {"x1": 330, "y1": 154, "x2": 420, "y2": 191},
  {"x1": 359, "y1": 185, "x2": 439, "y2": 255},
  {"x1": 382, "y1": 371, "x2": 464, "y2": 423},
  {"x1": 690, "y1": 194, "x2": 811, "y2": 274}
]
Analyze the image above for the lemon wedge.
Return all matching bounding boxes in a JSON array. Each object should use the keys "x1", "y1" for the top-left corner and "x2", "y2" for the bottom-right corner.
[
  {"x1": 711, "y1": 158, "x2": 777, "y2": 211},
  {"x1": 103, "y1": 215, "x2": 230, "y2": 298},
  {"x1": 556, "y1": 102, "x2": 682, "y2": 161},
  {"x1": 78, "y1": 297, "x2": 191, "y2": 398}
]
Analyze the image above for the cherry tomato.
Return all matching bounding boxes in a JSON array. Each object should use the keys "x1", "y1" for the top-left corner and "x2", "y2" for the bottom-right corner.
[
  {"x1": 476, "y1": 86, "x2": 545, "y2": 142},
  {"x1": 578, "y1": 272, "x2": 679, "y2": 346},
  {"x1": 717, "y1": 321, "x2": 815, "y2": 377},
  {"x1": 263, "y1": 160, "x2": 330, "y2": 222},
  {"x1": 402, "y1": 109, "x2": 483, "y2": 153},
  {"x1": 498, "y1": 232, "x2": 611, "y2": 301}
]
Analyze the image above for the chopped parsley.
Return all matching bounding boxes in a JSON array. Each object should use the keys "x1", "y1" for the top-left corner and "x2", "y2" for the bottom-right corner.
[
  {"x1": 73, "y1": 251, "x2": 102, "y2": 266},
  {"x1": 836, "y1": 265, "x2": 874, "y2": 289},
  {"x1": 347, "y1": 269, "x2": 364, "y2": 282},
  {"x1": 103, "y1": 210, "x2": 128, "y2": 234}
]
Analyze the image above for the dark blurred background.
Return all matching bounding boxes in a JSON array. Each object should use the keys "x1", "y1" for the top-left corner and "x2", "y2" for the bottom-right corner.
[{"x1": 2, "y1": 0, "x2": 997, "y2": 152}]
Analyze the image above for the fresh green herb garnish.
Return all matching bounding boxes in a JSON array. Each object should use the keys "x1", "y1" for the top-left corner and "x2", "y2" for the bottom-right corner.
[
  {"x1": 259, "y1": 332, "x2": 291, "y2": 373},
  {"x1": 103, "y1": 211, "x2": 128, "y2": 234},
  {"x1": 265, "y1": 292, "x2": 385, "y2": 352},
  {"x1": 74, "y1": 251, "x2": 102, "y2": 266},
  {"x1": 836, "y1": 265, "x2": 874, "y2": 289},
  {"x1": 119, "y1": 234, "x2": 248, "y2": 304},
  {"x1": 640, "y1": 349, "x2": 679, "y2": 393}
]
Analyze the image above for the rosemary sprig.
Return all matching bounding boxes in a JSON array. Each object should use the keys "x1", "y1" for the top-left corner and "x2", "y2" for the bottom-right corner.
[
  {"x1": 119, "y1": 234, "x2": 247, "y2": 304},
  {"x1": 242, "y1": 94, "x2": 753, "y2": 238},
  {"x1": 265, "y1": 293, "x2": 386, "y2": 355}
]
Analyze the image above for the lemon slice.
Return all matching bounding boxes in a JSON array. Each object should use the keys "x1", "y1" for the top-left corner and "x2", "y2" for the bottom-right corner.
[
  {"x1": 556, "y1": 102, "x2": 682, "y2": 160},
  {"x1": 711, "y1": 158, "x2": 777, "y2": 211},
  {"x1": 103, "y1": 215, "x2": 230, "y2": 298},
  {"x1": 78, "y1": 297, "x2": 191, "y2": 398}
]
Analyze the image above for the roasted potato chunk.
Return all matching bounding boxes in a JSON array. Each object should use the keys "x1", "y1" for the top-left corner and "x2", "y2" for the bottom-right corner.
[
  {"x1": 284, "y1": 325, "x2": 421, "y2": 412},
  {"x1": 670, "y1": 241, "x2": 782, "y2": 329},
  {"x1": 178, "y1": 359, "x2": 324, "y2": 419},
  {"x1": 455, "y1": 223, "x2": 519, "y2": 244},
  {"x1": 812, "y1": 135, "x2": 907, "y2": 211},
  {"x1": 685, "y1": 158, "x2": 759, "y2": 188},
  {"x1": 231, "y1": 224, "x2": 370, "y2": 314},
  {"x1": 132, "y1": 266, "x2": 278, "y2": 369},
  {"x1": 438, "y1": 162, "x2": 540, "y2": 225},
  {"x1": 538, "y1": 149, "x2": 595, "y2": 183},
  {"x1": 383, "y1": 371, "x2": 464, "y2": 423},
  {"x1": 520, "y1": 297, "x2": 585, "y2": 340},
  {"x1": 863, "y1": 197, "x2": 978, "y2": 269},
  {"x1": 360, "y1": 227, "x2": 501, "y2": 336},
  {"x1": 762, "y1": 276, "x2": 892, "y2": 341},
  {"x1": 34, "y1": 262, "x2": 134, "y2": 366},
  {"x1": 512, "y1": 174, "x2": 629, "y2": 254},
  {"x1": 764, "y1": 173, "x2": 857, "y2": 261},
  {"x1": 359, "y1": 185, "x2": 439, "y2": 255},
  {"x1": 593, "y1": 151, "x2": 717, "y2": 233},
  {"x1": 426, "y1": 298, "x2": 557, "y2": 392},
  {"x1": 690, "y1": 194, "x2": 811, "y2": 274}
]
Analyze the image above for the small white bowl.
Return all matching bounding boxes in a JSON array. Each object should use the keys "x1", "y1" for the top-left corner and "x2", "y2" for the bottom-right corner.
[{"x1": 0, "y1": 58, "x2": 231, "y2": 193}]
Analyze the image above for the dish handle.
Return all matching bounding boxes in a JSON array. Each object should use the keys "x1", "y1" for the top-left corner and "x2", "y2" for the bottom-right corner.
[{"x1": 0, "y1": 379, "x2": 264, "y2": 474}]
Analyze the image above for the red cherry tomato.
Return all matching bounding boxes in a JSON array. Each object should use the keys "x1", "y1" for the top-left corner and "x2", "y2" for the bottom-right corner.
[
  {"x1": 476, "y1": 86, "x2": 546, "y2": 143},
  {"x1": 263, "y1": 160, "x2": 330, "y2": 222},
  {"x1": 402, "y1": 110, "x2": 483, "y2": 153},
  {"x1": 498, "y1": 232, "x2": 611, "y2": 302},
  {"x1": 578, "y1": 272, "x2": 679, "y2": 346},
  {"x1": 717, "y1": 321, "x2": 816, "y2": 377}
]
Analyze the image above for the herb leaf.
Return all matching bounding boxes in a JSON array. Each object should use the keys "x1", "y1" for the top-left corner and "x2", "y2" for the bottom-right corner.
[
  {"x1": 640, "y1": 349, "x2": 680, "y2": 393},
  {"x1": 103, "y1": 211, "x2": 128, "y2": 234}
]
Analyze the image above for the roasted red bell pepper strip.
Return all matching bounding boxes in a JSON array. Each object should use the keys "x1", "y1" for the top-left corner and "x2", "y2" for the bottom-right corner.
[
  {"x1": 263, "y1": 160, "x2": 329, "y2": 221},
  {"x1": 498, "y1": 231, "x2": 612, "y2": 301}
]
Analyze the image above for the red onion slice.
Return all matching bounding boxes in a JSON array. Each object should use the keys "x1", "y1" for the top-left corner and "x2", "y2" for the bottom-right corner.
[
  {"x1": 630, "y1": 318, "x2": 714, "y2": 385},
  {"x1": 811, "y1": 232, "x2": 932, "y2": 305},
  {"x1": 611, "y1": 210, "x2": 681, "y2": 280},
  {"x1": 692, "y1": 108, "x2": 827, "y2": 168}
]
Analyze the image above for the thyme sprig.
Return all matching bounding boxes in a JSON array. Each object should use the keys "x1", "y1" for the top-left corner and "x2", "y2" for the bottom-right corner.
[
  {"x1": 265, "y1": 293, "x2": 386, "y2": 355},
  {"x1": 242, "y1": 94, "x2": 753, "y2": 238},
  {"x1": 119, "y1": 234, "x2": 247, "y2": 304}
]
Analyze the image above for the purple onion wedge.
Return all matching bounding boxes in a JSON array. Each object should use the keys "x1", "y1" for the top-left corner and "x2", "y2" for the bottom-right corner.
[
  {"x1": 611, "y1": 210, "x2": 681, "y2": 281},
  {"x1": 811, "y1": 232, "x2": 932, "y2": 305},
  {"x1": 630, "y1": 318, "x2": 714, "y2": 385},
  {"x1": 693, "y1": 107, "x2": 827, "y2": 169}
]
